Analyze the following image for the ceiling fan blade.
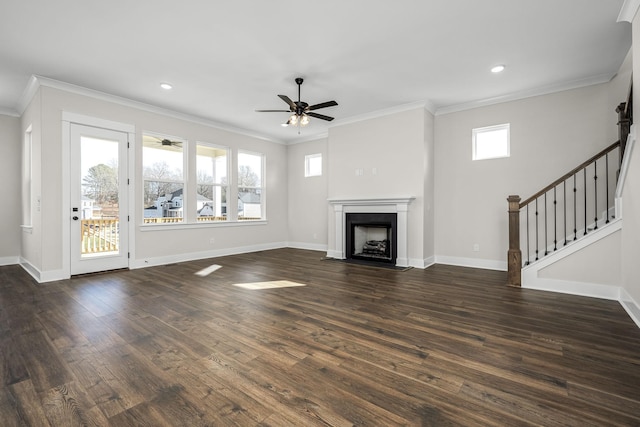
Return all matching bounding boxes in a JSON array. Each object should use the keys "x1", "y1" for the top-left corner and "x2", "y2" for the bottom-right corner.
[
  {"x1": 255, "y1": 109, "x2": 291, "y2": 112},
  {"x1": 307, "y1": 100, "x2": 338, "y2": 111},
  {"x1": 307, "y1": 112, "x2": 335, "y2": 121},
  {"x1": 278, "y1": 95, "x2": 296, "y2": 110}
]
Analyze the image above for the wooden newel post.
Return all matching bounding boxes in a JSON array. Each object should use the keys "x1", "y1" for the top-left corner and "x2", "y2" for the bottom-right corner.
[{"x1": 507, "y1": 195, "x2": 522, "y2": 287}]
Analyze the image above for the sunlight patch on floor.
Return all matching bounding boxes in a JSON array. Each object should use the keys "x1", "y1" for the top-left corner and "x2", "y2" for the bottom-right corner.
[
  {"x1": 232, "y1": 280, "x2": 306, "y2": 290},
  {"x1": 194, "y1": 264, "x2": 222, "y2": 277}
]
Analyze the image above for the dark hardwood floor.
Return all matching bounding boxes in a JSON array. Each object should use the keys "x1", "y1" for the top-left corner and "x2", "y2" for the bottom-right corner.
[{"x1": 1, "y1": 248, "x2": 640, "y2": 426}]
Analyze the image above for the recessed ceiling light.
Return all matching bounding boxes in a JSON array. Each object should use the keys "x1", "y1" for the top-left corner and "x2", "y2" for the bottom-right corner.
[
  {"x1": 491, "y1": 65, "x2": 505, "y2": 73},
  {"x1": 160, "y1": 82, "x2": 173, "y2": 90}
]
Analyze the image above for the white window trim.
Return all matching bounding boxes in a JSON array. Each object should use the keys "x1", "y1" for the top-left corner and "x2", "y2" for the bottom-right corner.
[{"x1": 472, "y1": 123, "x2": 510, "y2": 161}]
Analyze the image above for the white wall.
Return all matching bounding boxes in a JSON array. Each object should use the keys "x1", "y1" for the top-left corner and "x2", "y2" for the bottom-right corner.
[
  {"x1": 327, "y1": 108, "x2": 428, "y2": 265},
  {"x1": 621, "y1": 12, "x2": 640, "y2": 315},
  {"x1": 0, "y1": 114, "x2": 21, "y2": 263},
  {"x1": 538, "y1": 229, "x2": 621, "y2": 286},
  {"x1": 20, "y1": 89, "x2": 42, "y2": 271},
  {"x1": 423, "y1": 109, "x2": 435, "y2": 264},
  {"x1": 28, "y1": 83, "x2": 289, "y2": 278},
  {"x1": 287, "y1": 137, "x2": 328, "y2": 251},
  {"x1": 434, "y1": 83, "x2": 618, "y2": 269}
]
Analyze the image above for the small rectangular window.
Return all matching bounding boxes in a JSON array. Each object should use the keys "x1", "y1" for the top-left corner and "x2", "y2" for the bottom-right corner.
[
  {"x1": 472, "y1": 123, "x2": 510, "y2": 160},
  {"x1": 305, "y1": 153, "x2": 322, "y2": 177}
]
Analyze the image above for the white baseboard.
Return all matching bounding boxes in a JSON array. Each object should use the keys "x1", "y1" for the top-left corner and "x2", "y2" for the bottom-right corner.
[
  {"x1": 522, "y1": 277, "x2": 620, "y2": 300},
  {"x1": 0, "y1": 256, "x2": 19, "y2": 266},
  {"x1": 620, "y1": 288, "x2": 640, "y2": 328},
  {"x1": 19, "y1": 258, "x2": 69, "y2": 283},
  {"x1": 130, "y1": 241, "x2": 288, "y2": 269},
  {"x1": 434, "y1": 255, "x2": 507, "y2": 271},
  {"x1": 409, "y1": 256, "x2": 434, "y2": 269},
  {"x1": 326, "y1": 250, "x2": 343, "y2": 260},
  {"x1": 287, "y1": 242, "x2": 328, "y2": 252}
]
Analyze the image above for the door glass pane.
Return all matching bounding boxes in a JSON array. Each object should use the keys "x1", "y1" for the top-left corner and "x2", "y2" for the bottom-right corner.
[{"x1": 80, "y1": 136, "x2": 119, "y2": 256}]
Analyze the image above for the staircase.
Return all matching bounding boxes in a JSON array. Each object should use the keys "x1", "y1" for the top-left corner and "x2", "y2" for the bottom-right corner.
[{"x1": 507, "y1": 98, "x2": 632, "y2": 289}]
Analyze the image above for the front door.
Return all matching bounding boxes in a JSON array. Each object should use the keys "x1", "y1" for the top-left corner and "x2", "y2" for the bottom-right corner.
[{"x1": 70, "y1": 124, "x2": 129, "y2": 275}]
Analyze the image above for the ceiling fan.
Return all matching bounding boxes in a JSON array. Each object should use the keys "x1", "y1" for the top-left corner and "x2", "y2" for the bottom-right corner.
[
  {"x1": 256, "y1": 77, "x2": 338, "y2": 130},
  {"x1": 143, "y1": 135, "x2": 183, "y2": 148}
]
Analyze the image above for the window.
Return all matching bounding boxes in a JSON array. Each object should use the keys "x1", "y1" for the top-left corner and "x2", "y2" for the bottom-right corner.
[
  {"x1": 22, "y1": 126, "x2": 32, "y2": 227},
  {"x1": 305, "y1": 153, "x2": 322, "y2": 177},
  {"x1": 142, "y1": 134, "x2": 185, "y2": 223},
  {"x1": 238, "y1": 151, "x2": 264, "y2": 220},
  {"x1": 472, "y1": 123, "x2": 510, "y2": 160},
  {"x1": 196, "y1": 143, "x2": 229, "y2": 222}
]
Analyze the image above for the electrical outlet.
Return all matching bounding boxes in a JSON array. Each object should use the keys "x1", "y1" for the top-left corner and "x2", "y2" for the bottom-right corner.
[
  {"x1": 313, "y1": 233, "x2": 318, "y2": 240},
  {"x1": 209, "y1": 237, "x2": 215, "y2": 244},
  {"x1": 473, "y1": 243, "x2": 480, "y2": 252}
]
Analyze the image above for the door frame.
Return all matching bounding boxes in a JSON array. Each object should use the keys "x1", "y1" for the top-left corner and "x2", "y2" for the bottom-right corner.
[{"x1": 62, "y1": 112, "x2": 135, "y2": 278}]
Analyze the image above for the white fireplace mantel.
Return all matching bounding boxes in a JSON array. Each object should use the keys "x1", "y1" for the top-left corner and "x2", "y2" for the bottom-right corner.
[{"x1": 328, "y1": 197, "x2": 415, "y2": 267}]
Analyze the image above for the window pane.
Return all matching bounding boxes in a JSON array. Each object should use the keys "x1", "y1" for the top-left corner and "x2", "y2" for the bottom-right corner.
[
  {"x1": 238, "y1": 152, "x2": 262, "y2": 187},
  {"x1": 143, "y1": 136, "x2": 183, "y2": 180},
  {"x1": 197, "y1": 144, "x2": 228, "y2": 185},
  {"x1": 238, "y1": 187, "x2": 262, "y2": 220},
  {"x1": 197, "y1": 185, "x2": 227, "y2": 221},
  {"x1": 143, "y1": 182, "x2": 184, "y2": 223},
  {"x1": 473, "y1": 124, "x2": 510, "y2": 160},
  {"x1": 142, "y1": 135, "x2": 184, "y2": 224},
  {"x1": 305, "y1": 153, "x2": 322, "y2": 177}
]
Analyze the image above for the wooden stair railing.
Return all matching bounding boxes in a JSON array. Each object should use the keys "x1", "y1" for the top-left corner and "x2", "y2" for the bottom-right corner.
[
  {"x1": 507, "y1": 141, "x2": 622, "y2": 286},
  {"x1": 508, "y1": 89, "x2": 632, "y2": 286}
]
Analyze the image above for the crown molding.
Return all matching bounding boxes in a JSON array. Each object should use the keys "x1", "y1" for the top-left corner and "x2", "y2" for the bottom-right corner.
[
  {"x1": 618, "y1": 0, "x2": 640, "y2": 23},
  {"x1": 286, "y1": 132, "x2": 329, "y2": 145},
  {"x1": 17, "y1": 75, "x2": 287, "y2": 145},
  {"x1": 434, "y1": 72, "x2": 616, "y2": 116},
  {"x1": 0, "y1": 107, "x2": 19, "y2": 117},
  {"x1": 15, "y1": 75, "x2": 40, "y2": 115},
  {"x1": 329, "y1": 100, "x2": 432, "y2": 129}
]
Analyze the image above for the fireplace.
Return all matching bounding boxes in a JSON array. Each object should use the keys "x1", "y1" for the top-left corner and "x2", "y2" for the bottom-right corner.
[
  {"x1": 346, "y1": 213, "x2": 397, "y2": 264},
  {"x1": 328, "y1": 197, "x2": 414, "y2": 267}
]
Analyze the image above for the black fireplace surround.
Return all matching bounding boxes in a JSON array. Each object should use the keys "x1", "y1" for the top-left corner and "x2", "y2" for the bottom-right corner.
[{"x1": 345, "y1": 212, "x2": 398, "y2": 264}]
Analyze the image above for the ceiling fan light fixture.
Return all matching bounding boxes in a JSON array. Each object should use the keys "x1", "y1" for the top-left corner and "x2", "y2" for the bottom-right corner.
[
  {"x1": 289, "y1": 114, "x2": 298, "y2": 126},
  {"x1": 300, "y1": 114, "x2": 310, "y2": 126}
]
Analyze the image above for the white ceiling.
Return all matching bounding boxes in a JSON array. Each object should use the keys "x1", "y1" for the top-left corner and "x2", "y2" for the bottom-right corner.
[{"x1": 0, "y1": 1, "x2": 632, "y2": 143}]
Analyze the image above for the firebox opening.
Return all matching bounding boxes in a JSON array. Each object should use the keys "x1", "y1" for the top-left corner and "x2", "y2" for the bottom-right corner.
[{"x1": 345, "y1": 213, "x2": 397, "y2": 265}]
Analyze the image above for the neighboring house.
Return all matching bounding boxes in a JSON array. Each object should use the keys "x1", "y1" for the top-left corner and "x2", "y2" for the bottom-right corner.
[
  {"x1": 144, "y1": 188, "x2": 215, "y2": 218},
  {"x1": 80, "y1": 196, "x2": 94, "y2": 219},
  {"x1": 238, "y1": 191, "x2": 261, "y2": 218}
]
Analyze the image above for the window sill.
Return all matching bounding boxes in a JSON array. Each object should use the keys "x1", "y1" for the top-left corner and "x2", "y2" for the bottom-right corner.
[{"x1": 139, "y1": 219, "x2": 267, "y2": 231}]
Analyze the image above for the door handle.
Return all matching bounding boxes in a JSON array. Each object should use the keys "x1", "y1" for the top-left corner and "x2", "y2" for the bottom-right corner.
[{"x1": 72, "y1": 216, "x2": 79, "y2": 221}]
